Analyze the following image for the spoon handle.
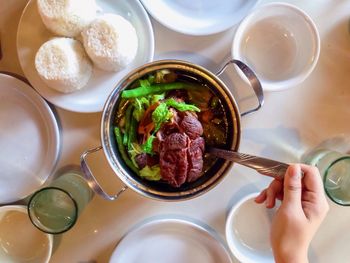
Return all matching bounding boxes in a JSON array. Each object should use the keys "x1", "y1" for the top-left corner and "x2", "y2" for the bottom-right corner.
[{"x1": 208, "y1": 148, "x2": 288, "y2": 181}]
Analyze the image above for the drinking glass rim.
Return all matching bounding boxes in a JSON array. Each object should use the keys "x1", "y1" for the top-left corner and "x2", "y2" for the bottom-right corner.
[
  {"x1": 324, "y1": 155, "x2": 350, "y2": 207},
  {"x1": 27, "y1": 186, "x2": 79, "y2": 234}
]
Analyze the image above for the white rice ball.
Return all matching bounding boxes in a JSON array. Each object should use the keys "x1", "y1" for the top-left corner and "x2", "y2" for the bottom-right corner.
[
  {"x1": 35, "y1": 38, "x2": 93, "y2": 93},
  {"x1": 37, "y1": 0, "x2": 97, "y2": 37},
  {"x1": 81, "y1": 14, "x2": 138, "y2": 72}
]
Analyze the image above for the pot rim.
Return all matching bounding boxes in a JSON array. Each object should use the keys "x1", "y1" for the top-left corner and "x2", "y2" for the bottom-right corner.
[{"x1": 100, "y1": 59, "x2": 242, "y2": 201}]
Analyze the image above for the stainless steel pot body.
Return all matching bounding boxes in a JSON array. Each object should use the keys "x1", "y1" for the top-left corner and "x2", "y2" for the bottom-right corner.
[{"x1": 81, "y1": 59, "x2": 263, "y2": 201}]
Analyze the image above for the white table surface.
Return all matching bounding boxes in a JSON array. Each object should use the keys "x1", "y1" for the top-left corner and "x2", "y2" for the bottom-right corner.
[{"x1": 1, "y1": 0, "x2": 350, "y2": 262}]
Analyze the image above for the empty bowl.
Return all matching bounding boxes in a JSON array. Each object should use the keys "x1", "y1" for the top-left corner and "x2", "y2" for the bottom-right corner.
[
  {"x1": 0, "y1": 205, "x2": 53, "y2": 263},
  {"x1": 232, "y1": 2, "x2": 320, "y2": 91},
  {"x1": 225, "y1": 192, "x2": 278, "y2": 263}
]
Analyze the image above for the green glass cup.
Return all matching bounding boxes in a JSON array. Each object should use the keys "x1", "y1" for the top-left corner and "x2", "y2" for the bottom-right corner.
[
  {"x1": 27, "y1": 167, "x2": 93, "y2": 234},
  {"x1": 303, "y1": 149, "x2": 350, "y2": 206}
]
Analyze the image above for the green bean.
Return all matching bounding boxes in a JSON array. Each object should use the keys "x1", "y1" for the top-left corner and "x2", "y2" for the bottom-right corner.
[
  {"x1": 114, "y1": 127, "x2": 139, "y2": 175},
  {"x1": 123, "y1": 105, "x2": 133, "y2": 145},
  {"x1": 121, "y1": 82, "x2": 189, "y2": 98},
  {"x1": 128, "y1": 112, "x2": 138, "y2": 148}
]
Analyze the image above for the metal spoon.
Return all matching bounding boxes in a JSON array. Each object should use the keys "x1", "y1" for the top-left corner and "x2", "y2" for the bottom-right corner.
[{"x1": 208, "y1": 147, "x2": 289, "y2": 181}]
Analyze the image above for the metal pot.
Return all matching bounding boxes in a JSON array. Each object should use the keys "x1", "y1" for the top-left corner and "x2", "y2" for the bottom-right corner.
[{"x1": 81, "y1": 59, "x2": 263, "y2": 201}]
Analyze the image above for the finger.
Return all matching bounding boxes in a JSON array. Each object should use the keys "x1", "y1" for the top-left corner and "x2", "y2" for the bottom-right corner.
[
  {"x1": 283, "y1": 164, "x2": 303, "y2": 209},
  {"x1": 255, "y1": 189, "x2": 267, "y2": 203},
  {"x1": 299, "y1": 164, "x2": 324, "y2": 193},
  {"x1": 276, "y1": 191, "x2": 283, "y2": 200},
  {"x1": 266, "y1": 179, "x2": 283, "y2": 208}
]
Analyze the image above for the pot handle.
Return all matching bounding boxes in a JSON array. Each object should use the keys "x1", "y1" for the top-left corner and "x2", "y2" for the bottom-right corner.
[
  {"x1": 80, "y1": 146, "x2": 128, "y2": 201},
  {"x1": 216, "y1": 59, "x2": 264, "y2": 116}
]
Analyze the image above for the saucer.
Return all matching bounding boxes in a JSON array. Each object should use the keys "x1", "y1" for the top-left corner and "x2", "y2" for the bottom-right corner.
[
  {"x1": 226, "y1": 192, "x2": 277, "y2": 263},
  {"x1": 110, "y1": 217, "x2": 233, "y2": 263},
  {"x1": 0, "y1": 73, "x2": 60, "y2": 203}
]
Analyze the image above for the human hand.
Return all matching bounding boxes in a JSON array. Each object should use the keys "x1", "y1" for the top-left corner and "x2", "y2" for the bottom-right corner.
[{"x1": 255, "y1": 164, "x2": 329, "y2": 263}]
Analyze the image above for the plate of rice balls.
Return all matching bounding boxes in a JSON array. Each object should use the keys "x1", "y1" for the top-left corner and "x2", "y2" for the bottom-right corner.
[{"x1": 17, "y1": 0, "x2": 155, "y2": 112}]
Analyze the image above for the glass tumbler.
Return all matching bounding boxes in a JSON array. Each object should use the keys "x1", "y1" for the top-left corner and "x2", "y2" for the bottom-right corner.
[
  {"x1": 27, "y1": 167, "x2": 93, "y2": 234},
  {"x1": 303, "y1": 149, "x2": 350, "y2": 206}
]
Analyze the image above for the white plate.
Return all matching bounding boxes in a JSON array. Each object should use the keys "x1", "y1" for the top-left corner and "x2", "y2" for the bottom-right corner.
[
  {"x1": 140, "y1": 0, "x2": 258, "y2": 35},
  {"x1": 0, "y1": 73, "x2": 60, "y2": 204},
  {"x1": 17, "y1": 0, "x2": 154, "y2": 113},
  {"x1": 110, "y1": 218, "x2": 233, "y2": 263},
  {"x1": 225, "y1": 192, "x2": 277, "y2": 263}
]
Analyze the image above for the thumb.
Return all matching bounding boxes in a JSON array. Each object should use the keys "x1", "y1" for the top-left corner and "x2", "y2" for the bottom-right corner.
[{"x1": 283, "y1": 164, "x2": 302, "y2": 209}]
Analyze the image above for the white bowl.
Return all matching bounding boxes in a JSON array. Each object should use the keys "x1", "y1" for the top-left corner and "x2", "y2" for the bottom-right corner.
[
  {"x1": 139, "y1": 0, "x2": 258, "y2": 36},
  {"x1": 225, "y1": 192, "x2": 278, "y2": 263},
  {"x1": 232, "y1": 2, "x2": 320, "y2": 91},
  {"x1": 0, "y1": 205, "x2": 53, "y2": 263}
]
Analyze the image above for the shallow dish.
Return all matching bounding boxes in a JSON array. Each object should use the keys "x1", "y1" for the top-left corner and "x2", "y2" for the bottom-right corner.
[
  {"x1": 225, "y1": 192, "x2": 278, "y2": 263},
  {"x1": 109, "y1": 217, "x2": 233, "y2": 263},
  {"x1": 0, "y1": 205, "x2": 53, "y2": 263},
  {"x1": 17, "y1": 0, "x2": 154, "y2": 113},
  {"x1": 232, "y1": 2, "x2": 320, "y2": 91},
  {"x1": 140, "y1": 0, "x2": 258, "y2": 35},
  {"x1": 0, "y1": 73, "x2": 60, "y2": 204}
]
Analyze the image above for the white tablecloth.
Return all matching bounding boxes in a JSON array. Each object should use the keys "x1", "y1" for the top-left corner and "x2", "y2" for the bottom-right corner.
[{"x1": 1, "y1": 0, "x2": 350, "y2": 262}]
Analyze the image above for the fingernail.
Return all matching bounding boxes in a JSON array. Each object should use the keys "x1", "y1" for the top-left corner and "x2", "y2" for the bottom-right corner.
[{"x1": 291, "y1": 165, "x2": 301, "y2": 179}]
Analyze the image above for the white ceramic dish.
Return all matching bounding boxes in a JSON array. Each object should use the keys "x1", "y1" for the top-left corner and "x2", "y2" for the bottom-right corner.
[
  {"x1": 0, "y1": 73, "x2": 60, "y2": 204},
  {"x1": 225, "y1": 192, "x2": 278, "y2": 263},
  {"x1": 110, "y1": 218, "x2": 233, "y2": 263},
  {"x1": 140, "y1": 0, "x2": 258, "y2": 36},
  {"x1": 17, "y1": 0, "x2": 154, "y2": 113},
  {"x1": 0, "y1": 205, "x2": 53, "y2": 263},
  {"x1": 232, "y1": 2, "x2": 320, "y2": 91}
]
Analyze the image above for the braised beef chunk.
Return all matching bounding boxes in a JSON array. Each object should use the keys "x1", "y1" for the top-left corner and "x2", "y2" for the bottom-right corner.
[
  {"x1": 180, "y1": 114, "x2": 203, "y2": 140},
  {"x1": 165, "y1": 132, "x2": 188, "y2": 150},
  {"x1": 160, "y1": 109, "x2": 181, "y2": 136},
  {"x1": 160, "y1": 148, "x2": 188, "y2": 187},
  {"x1": 187, "y1": 137, "x2": 205, "y2": 182},
  {"x1": 135, "y1": 153, "x2": 159, "y2": 169},
  {"x1": 157, "y1": 115, "x2": 206, "y2": 187},
  {"x1": 146, "y1": 154, "x2": 159, "y2": 167},
  {"x1": 159, "y1": 133, "x2": 189, "y2": 187},
  {"x1": 135, "y1": 153, "x2": 147, "y2": 169}
]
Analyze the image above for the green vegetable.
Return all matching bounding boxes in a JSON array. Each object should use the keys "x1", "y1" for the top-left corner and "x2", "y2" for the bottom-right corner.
[
  {"x1": 133, "y1": 97, "x2": 149, "y2": 121},
  {"x1": 150, "y1": 93, "x2": 165, "y2": 105},
  {"x1": 128, "y1": 143, "x2": 142, "y2": 168},
  {"x1": 121, "y1": 82, "x2": 188, "y2": 99},
  {"x1": 128, "y1": 114, "x2": 138, "y2": 148},
  {"x1": 142, "y1": 135, "x2": 156, "y2": 154},
  {"x1": 139, "y1": 165, "x2": 161, "y2": 181},
  {"x1": 165, "y1": 98, "x2": 200, "y2": 112},
  {"x1": 148, "y1": 74, "x2": 155, "y2": 84},
  {"x1": 152, "y1": 103, "x2": 172, "y2": 132},
  {"x1": 114, "y1": 127, "x2": 139, "y2": 174},
  {"x1": 123, "y1": 105, "x2": 133, "y2": 145},
  {"x1": 116, "y1": 99, "x2": 130, "y2": 122},
  {"x1": 155, "y1": 69, "x2": 170, "y2": 83},
  {"x1": 139, "y1": 79, "x2": 151, "y2": 88}
]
